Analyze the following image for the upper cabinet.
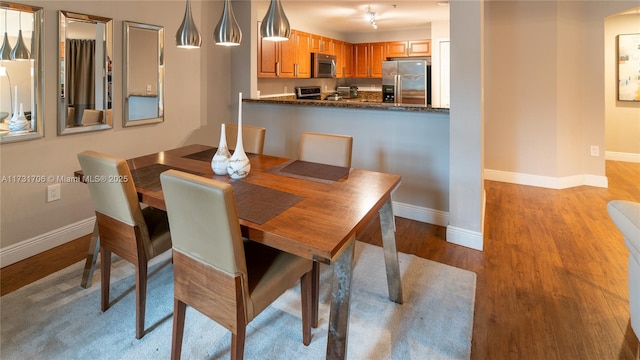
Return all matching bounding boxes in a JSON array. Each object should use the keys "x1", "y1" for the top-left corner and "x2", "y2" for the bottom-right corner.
[
  {"x1": 310, "y1": 34, "x2": 333, "y2": 55},
  {"x1": 258, "y1": 27, "x2": 309, "y2": 78},
  {"x1": 334, "y1": 40, "x2": 353, "y2": 79},
  {"x1": 386, "y1": 40, "x2": 431, "y2": 58},
  {"x1": 354, "y1": 42, "x2": 385, "y2": 78}
]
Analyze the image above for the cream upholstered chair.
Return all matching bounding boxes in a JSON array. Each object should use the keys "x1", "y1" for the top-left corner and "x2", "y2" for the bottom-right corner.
[
  {"x1": 298, "y1": 131, "x2": 353, "y2": 168},
  {"x1": 81, "y1": 109, "x2": 103, "y2": 125},
  {"x1": 225, "y1": 123, "x2": 266, "y2": 155},
  {"x1": 298, "y1": 131, "x2": 353, "y2": 327},
  {"x1": 160, "y1": 170, "x2": 313, "y2": 360},
  {"x1": 77, "y1": 150, "x2": 172, "y2": 339},
  {"x1": 607, "y1": 200, "x2": 640, "y2": 340}
]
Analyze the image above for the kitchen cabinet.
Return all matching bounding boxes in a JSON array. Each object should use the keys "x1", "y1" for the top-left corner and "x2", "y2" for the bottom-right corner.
[
  {"x1": 386, "y1": 40, "x2": 431, "y2": 57},
  {"x1": 354, "y1": 42, "x2": 385, "y2": 78},
  {"x1": 258, "y1": 29, "x2": 309, "y2": 78},
  {"x1": 333, "y1": 40, "x2": 353, "y2": 78},
  {"x1": 310, "y1": 34, "x2": 334, "y2": 55}
]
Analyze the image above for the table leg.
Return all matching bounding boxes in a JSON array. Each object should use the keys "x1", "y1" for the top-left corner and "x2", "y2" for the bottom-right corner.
[
  {"x1": 379, "y1": 198, "x2": 403, "y2": 304},
  {"x1": 326, "y1": 239, "x2": 355, "y2": 360},
  {"x1": 80, "y1": 222, "x2": 100, "y2": 288}
]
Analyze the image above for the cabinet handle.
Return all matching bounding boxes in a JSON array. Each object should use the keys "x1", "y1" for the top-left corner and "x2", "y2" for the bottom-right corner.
[
  {"x1": 276, "y1": 62, "x2": 280, "y2": 77},
  {"x1": 294, "y1": 63, "x2": 298, "y2": 77}
]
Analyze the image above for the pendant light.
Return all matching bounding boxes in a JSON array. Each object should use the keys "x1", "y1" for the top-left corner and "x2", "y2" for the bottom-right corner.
[
  {"x1": 214, "y1": 0, "x2": 242, "y2": 46},
  {"x1": 176, "y1": 0, "x2": 201, "y2": 48},
  {"x1": 10, "y1": 11, "x2": 30, "y2": 60},
  {"x1": 260, "y1": 0, "x2": 290, "y2": 41},
  {"x1": 0, "y1": 10, "x2": 12, "y2": 61}
]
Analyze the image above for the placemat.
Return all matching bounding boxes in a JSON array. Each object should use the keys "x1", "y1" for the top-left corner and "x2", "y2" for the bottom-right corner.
[
  {"x1": 183, "y1": 148, "x2": 258, "y2": 162},
  {"x1": 230, "y1": 181, "x2": 304, "y2": 225},
  {"x1": 130, "y1": 164, "x2": 202, "y2": 191},
  {"x1": 268, "y1": 160, "x2": 351, "y2": 184}
]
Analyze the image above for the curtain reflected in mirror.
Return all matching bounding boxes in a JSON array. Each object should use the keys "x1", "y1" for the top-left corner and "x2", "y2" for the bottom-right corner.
[
  {"x1": 0, "y1": 2, "x2": 44, "y2": 144},
  {"x1": 58, "y1": 11, "x2": 112, "y2": 135},
  {"x1": 123, "y1": 21, "x2": 164, "y2": 127}
]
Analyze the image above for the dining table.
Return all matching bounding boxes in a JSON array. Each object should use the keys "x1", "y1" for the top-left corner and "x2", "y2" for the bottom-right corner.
[{"x1": 77, "y1": 144, "x2": 403, "y2": 360}]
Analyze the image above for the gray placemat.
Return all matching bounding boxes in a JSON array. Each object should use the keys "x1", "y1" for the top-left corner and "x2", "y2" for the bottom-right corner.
[
  {"x1": 268, "y1": 160, "x2": 351, "y2": 184},
  {"x1": 230, "y1": 181, "x2": 304, "y2": 224},
  {"x1": 131, "y1": 164, "x2": 202, "y2": 191}
]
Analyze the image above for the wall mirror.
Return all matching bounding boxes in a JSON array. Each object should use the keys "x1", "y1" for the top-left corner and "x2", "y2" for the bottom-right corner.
[
  {"x1": 123, "y1": 21, "x2": 164, "y2": 126},
  {"x1": 0, "y1": 2, "x2": 44, "y2": 143},
  {"x1": 58, "y1": 11, "x2": 112, "y2": 135}
]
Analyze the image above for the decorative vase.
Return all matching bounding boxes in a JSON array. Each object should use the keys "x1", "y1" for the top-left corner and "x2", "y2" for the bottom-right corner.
[
  {"x1": 211, "y1": 123, "x2": 231, "y2": 175},
  {"x1": 227, "y1": 92, "x2": 251, "y2": 179},
  {"x1": 9, "y1": 103, "x2": 30, "y2": 133}
]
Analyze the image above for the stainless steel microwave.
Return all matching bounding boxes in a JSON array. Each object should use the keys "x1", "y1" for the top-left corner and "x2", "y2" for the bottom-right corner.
[{"x1": 312, "y1": 53, "x2": 336, "y2": 78}]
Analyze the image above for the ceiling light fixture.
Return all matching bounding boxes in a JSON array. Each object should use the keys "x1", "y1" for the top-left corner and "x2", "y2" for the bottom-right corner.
[
  {"x1": 366, "y1": 5, "x2": 377, "y2": 30},
  {"x1": 214, "y1": 0, "x2": 242, "y2": 46},
  {"x1": 260, "y1": 0, "x2": 290, "y2": 41},
  {"x1": 176, "y1": 0, "x2": 202, "y2": 48},
  {"x1": 10, "y1": 11, "x2": 30, "y2": 60},
  {"x1": 1, "y1": 10, "x2": 13, "y2": 60}
]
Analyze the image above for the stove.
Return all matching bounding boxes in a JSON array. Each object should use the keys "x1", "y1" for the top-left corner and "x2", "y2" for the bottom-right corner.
[{"x1": 295, "y1": 86, "x2": 322, "y2": 100}]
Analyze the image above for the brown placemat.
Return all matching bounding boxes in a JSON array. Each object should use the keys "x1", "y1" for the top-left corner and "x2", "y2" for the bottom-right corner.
[
  {"x1": 230, "y1": 181, "x2": 304, "y2": 225},
  {"x1": 130, "y1": 164, "x2": 202, "y2": 191},
  {"x1": 268, "y1": 160, "x2": 351, "y2": 184},
  {"x1": 183, "y1": 148, "x2": 258, "y2": 162}
]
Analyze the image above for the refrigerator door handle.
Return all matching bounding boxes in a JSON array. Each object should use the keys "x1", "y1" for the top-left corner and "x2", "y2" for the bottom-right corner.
[{"x1": 395, "y1": 75, "x2": 401, "y2": 105}]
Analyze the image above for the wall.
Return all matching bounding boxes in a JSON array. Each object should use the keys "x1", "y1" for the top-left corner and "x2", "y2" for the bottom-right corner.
[
  {"x1": 0, "y1": 0, "x2": 230, "y2": 265},
  {"x1": 483, "y1": 0, "x2": 636, "y2": 189},
  {"x1": 605, "y1": 12, "x2": 640, "y2": 162}
]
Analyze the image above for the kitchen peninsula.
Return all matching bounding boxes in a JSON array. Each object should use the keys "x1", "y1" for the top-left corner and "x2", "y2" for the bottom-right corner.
[{"x1": 245, "y1": 97, "x2": 450, "y2": 113}]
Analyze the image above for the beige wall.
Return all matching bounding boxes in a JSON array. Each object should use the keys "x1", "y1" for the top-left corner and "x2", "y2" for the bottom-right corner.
[
  {"x1": 0, "y1": 0, "x2": 230, "y2": 252},
  {"x1": 605, "y1": 13, "x2": 640, "y2": 157}
]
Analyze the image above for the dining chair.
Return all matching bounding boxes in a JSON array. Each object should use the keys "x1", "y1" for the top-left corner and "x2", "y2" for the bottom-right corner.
[
  {"x1": 298, "y1": 131, "x2": 353, "y2": 168},
  {"x1": 81, "y1": 109, "x2": 103, "y2": 126},
  {"x1": 226, "y1": 123, "x2": 266, "y2": 155},
  {"x1": 160, "y1": 170, "x2": 313, "y2": 360},
  {"x1": 298, "y1": 131, "x2": 353, "y2": 327},
  {"x1": 77, "y1": 150, "x2": 172, "y2": 339}
]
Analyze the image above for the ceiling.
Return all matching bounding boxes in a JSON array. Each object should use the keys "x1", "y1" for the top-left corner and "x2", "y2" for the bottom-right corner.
[{"x1": 279, "y1": 1, "x2": 450, "y2": 34}]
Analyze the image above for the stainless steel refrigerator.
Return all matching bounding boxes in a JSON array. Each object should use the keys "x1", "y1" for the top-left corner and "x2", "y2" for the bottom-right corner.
[{"x1": 382, "y1": 59, "x2": 431, "y2": 105}]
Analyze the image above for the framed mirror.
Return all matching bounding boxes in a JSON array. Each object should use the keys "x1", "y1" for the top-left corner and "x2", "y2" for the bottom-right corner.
[
  {"x1": 58, "y1": 11, "x2": 112, "y2": 135},
  {"x1": 123, "y1": 21, "x2": 164, "y2": 127},
  {"x1": 0, "y1": 2, "x2": 44, "y2": 143}
]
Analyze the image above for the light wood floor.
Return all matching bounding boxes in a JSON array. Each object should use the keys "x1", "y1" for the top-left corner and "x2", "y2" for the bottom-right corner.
[{"x1": 2, "y1": 161, "x2": 639, "y2": 359}]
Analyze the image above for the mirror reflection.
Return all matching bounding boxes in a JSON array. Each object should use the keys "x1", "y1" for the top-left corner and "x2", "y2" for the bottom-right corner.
[
  {"x1": 0, "y1": 2, "x2": 44, "y2": 143},
  {"x1": 123, "y1": 21, "x2": 164, "y2": 126},
  {"x1": 58, "y1": 11, "x2": 113, "y2": 135}
]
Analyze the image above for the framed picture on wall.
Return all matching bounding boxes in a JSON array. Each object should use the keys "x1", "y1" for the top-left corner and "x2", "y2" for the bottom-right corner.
[{"x1": 617, "y1": 33, "x2": 640, "y2": 102}]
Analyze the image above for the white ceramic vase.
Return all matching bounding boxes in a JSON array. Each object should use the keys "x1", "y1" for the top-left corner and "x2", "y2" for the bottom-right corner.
[
  {"x1": 227, "y1": 92, "x2": 250, "y2": 179},
  {"x1": 211, "y1": 123, "x2": 231, "y2": 175},
  {"x1": 9, "y1": 103, "x2": 30, "y2": 133}
]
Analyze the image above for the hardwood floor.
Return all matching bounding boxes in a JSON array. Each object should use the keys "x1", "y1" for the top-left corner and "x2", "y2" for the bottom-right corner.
[{"x1": 2, "y1": 161, "x2": 639, "y2": 359}]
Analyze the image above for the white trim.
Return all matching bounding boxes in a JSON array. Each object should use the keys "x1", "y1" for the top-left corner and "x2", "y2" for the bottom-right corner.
[
  {"x1": 606, "y1": 151, "x2": 640, "y2": 163},
  {"x1": 484, "y1": 169, "x2": 608, "y2": 189},
  {"x1": 392, "y1": 201, "x2": 449, "y2": 227},
  {"x1": 0, "y1": 217, "x2": 95, "y2": 267},
  {"x1": 446, "y1": 225, "x2": 484, "y2": 251}
]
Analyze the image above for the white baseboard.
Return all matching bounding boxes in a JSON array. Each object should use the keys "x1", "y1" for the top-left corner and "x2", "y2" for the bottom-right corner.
[
  {"x1": 446, "y1": 225, "x2": 484, "y2": 251},
  {"x1": 606, "y1": 151, "x2": 640, "y2": 163},
  {"x1": 392, "y1": 201, "x2": 449, "y2": 227},
  {"x1": 0, "y1": 217, "x2": 95, "y2": 268},
  {"x1": 484, "y1": 169, "x2": 608, "y2": 189}
]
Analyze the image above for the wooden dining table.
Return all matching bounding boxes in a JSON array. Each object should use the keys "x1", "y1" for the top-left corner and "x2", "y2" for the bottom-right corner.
[{"x1": 77, "y1": 144, "x2": 403, "y2": 360}]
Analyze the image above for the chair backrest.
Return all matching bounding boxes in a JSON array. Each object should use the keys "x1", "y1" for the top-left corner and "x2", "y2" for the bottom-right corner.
[
  {"x1": 77, "y1": 150, "x2": 149, "y2": 236},
  {"x1": 226, "y1": 124, "x2": 266, "y2": 155},
  {"x1": 81, "y1": 109, "x2": 104, "y2": 125},
  {"x1": 298, "y1": 132, "x2": 353, "y2": 168},
  {"x1": 160, "y1": 169, "x2": 247, "y2": 276}
]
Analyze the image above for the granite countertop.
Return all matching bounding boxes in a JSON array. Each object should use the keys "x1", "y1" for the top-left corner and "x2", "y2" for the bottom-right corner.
[{"x1": 244, "y1": 97, "x2": 450, "y2": 114}]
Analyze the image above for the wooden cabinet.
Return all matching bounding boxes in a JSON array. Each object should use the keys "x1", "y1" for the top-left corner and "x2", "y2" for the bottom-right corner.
[
  {"x1": 258, "y1": 29, "x2": 310, "y2": 78},
  {"x1": 354, "y1": 42, "x2": 385, "y2": 78},
  {"x1": 385, "y1": 40, "x2": 431, "y2": 58},
  {"x1": 310, "y1": 34, "x2": 334, "y2": 55},
  {"x1": 333, "y1": 40, "x2": 353, "y2": 79}
]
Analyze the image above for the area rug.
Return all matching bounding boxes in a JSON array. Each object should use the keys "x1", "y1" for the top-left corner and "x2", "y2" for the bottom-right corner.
[{"x1": 0, "y1": 242, "x2": 476, "y2": 359}]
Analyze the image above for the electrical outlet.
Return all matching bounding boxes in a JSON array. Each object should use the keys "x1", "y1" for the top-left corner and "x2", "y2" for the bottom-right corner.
[
  {"x1": 283, "y1": 86, "x2": 288, "y2": 94},
  {"x1": 146, "y1": 85, "x2": 152, "y2": 93},
  {"x1": 590, "y1": 145, "x2": 600, "y2": 157},
  {"x1": 47, "y1": 184, "x2": 61, "y2": 202}
]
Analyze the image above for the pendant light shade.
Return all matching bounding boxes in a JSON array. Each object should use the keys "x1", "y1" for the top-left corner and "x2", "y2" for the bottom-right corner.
[
  {"x1": 260, "y1": 0, "x2": 290, "y2": 41},
  {"x1": 10, "y1": 12, "x2": 30, "y2": 60},
  {"x1": 176, "y1": 0, "x2": 201, "y2": 48},
  {"x1": 0, "y1": 10, "x2": 12, "y2": 61},
  {"x1": 214, "y1": 0, "x2": 242, "y2": 46}
]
